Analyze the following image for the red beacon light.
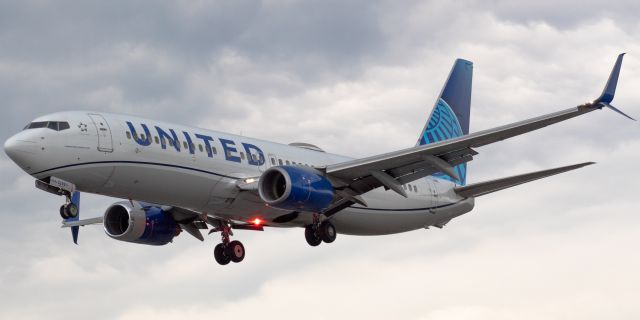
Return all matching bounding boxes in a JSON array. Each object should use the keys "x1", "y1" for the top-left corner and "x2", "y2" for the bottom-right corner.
[{"x1": 252, "y1": 218, "x2": 263, "y2": 226}]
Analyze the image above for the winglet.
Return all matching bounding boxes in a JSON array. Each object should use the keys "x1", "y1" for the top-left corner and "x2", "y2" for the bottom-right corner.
[
  {"x1": 591, "y1": 53, "x2": 635, "y2": 121},
  {"x1": 596, "y1": 53, "x2": 625, "y2": 104},
  {"x1": 602, "y1": 102, "x2": 636, "y2": 121}
]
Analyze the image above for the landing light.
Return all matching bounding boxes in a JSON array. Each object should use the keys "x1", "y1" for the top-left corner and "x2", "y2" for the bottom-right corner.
[{"x1": 244, "y1": 178, "x2": 256, "y2": 184}]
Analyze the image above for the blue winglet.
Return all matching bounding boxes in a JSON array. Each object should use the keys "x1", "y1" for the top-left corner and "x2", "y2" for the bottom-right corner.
[
  {"x1": 65, "y1": 191, "x2": 80, "y2": 244},
  {"x1": 596, "y1": 53, "x2": 625, "y2": 104},
  {"x1": 594, "y1": 53, "x2": 635, "y2": 121}
]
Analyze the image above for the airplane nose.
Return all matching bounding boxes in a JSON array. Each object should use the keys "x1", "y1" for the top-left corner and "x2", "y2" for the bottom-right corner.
[
  {"x1": 4, "y1": 135, "x2": 19, "y2": 160},
  {"x1": 4, "y1": 134, "x2": 37, "y2": 171}
]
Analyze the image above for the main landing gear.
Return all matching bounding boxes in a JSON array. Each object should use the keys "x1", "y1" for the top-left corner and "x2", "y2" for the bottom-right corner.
[
  {"x1": 213, "y1": 223, "x2": 246, "y2": 265},
  {"x1": 305, "y1": 214, "x2": 337, "y2": 247},
  {"x1": 59, "y1": 196, "x2": 78, "y2": 219}
]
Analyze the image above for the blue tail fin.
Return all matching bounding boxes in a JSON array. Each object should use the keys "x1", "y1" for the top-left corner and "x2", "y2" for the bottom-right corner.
[{"x1": 417, "y1": 58, "x2": 473, "y2": 185}]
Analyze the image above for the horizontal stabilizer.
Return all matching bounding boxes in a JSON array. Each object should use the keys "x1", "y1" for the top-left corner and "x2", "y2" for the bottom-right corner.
[
  {"x1": 61, "y1": 216, "x2": 103, "y2": 228},
  {"x1": 454, "y1": 162, "x2": 594, "y2": 198}
]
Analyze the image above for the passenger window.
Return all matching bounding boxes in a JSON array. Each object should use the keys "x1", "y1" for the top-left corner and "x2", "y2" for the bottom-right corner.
[
  {"x1": 154, "y1": 136, "x2": 159, "y2": 144},
  {"x1": 198, "y1": 144, "x2": 203, "y2": 152},
  {"x1": 126, "y1": 132, "x2": 132, "y2": 139},
  {"x1": 240, "y1": 152, "x2": 246, "y2": 160},
  {"x1": 285, "y1": 160, "x2": 290, "y2": 165},
  {"x1": 212, "y1": 147, "x2": 217, "y2": 155},
  {"x1": 270, "y1": 158, "x2": 276, "y2": 165},
  {"x1": 140, "y1": 134, "x2": 146, "y2": 141},
  {"x1": 252, "y1": 154, "x2": 258, "y2": 162},
  {"x1": 413, "y1": 185, "x2": 418, "y2": 192},
  {"x1": 278, "y1": 159, "x2": 283, "y2": 165},
  {"x1": 183, "y1": 141, "x2": 188, "y2": 149},
  {"x1": 402, "y1": 184, "x2": 407, "y2": 190}
]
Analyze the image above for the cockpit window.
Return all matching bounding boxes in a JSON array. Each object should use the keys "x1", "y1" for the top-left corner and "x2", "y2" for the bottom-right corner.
[
  {"x1": 24, "y1": 121, "x2": 71, "y2": 131},
  {"x1": 24, "y1": 121, "x2": 48, "y2": 129}
]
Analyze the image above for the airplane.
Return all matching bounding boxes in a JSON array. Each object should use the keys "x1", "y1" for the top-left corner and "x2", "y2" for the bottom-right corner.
[{"x1": 4, "y1": 54, "x2": 633, "y2": 265}]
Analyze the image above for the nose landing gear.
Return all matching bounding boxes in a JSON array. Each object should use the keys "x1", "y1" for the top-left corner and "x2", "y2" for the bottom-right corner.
[{"x1": 59, "y1": 199, "x2": 79, "y2": 219}]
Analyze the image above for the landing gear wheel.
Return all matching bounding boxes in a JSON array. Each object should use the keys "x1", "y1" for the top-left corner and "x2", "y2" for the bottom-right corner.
[
  {"x1": 226, "y1": 240, "x2": 245, "y2": 263},
  {"x1": 319, "y1": 221, "x2": 337, "y2": 243},
  {"x1": 305, "y1": 225, "x2": 322, "y2": 247},
  {"x1": 64, "y1": 203, "x2": 79, "y2": 218},
  {"x1": 59, "y1": 205, "x2": 69, "y2": 219},
  {"x1": 214, "y1": 243, "x2": 231, "y2": 265}
]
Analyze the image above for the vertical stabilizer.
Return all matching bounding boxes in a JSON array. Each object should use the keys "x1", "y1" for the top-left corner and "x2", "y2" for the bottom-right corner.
[{"x1": 417, "y1": 59, "x2": 473, "y2": 185}]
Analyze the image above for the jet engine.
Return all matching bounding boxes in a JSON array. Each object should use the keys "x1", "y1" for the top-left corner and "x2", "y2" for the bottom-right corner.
[
  {"x1": 103, "y1": 202, "x2": 178, "y2": 246},
  {"x1": 258, "y1": 166, "x2": 334, "y2": 212}
]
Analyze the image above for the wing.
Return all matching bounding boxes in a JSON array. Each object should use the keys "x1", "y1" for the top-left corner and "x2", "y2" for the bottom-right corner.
[
  {"x1": 62, "y1": 216, "x2": 103, "y2": 227},
  {"x1": 321, "y1": 54, "x2": 631, "y2": 204},
  {"x1": 327, "y1": 105, "x2": 595, "y2": 182}
]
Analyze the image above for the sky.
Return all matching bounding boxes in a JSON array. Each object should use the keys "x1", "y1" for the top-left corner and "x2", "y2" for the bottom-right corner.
[{"x1": 1, "y1": 0, "x2": 640, "y2": 319}]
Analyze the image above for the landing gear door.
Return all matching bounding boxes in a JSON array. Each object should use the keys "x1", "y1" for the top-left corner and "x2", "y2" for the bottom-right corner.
[{"x1": 88, "y1": 113, "x2": 113, "y2": 153}]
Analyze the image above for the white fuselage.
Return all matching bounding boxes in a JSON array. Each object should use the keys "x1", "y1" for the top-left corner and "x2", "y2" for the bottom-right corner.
[{"x1": 4, "y1": 111, "x2": 474, "y2": 235}]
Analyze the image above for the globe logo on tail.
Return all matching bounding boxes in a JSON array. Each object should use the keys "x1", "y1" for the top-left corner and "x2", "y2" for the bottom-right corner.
[{"x1": 420, "y1": 98, "x2": 467, "y2": 185}]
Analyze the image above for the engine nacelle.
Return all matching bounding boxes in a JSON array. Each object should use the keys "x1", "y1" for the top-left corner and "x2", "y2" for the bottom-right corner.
[
  {"x1": 258, "y1": 166, "x2": 334, "y2": 212},
  {"x1": 103, "y1": 202, "x2": 178, "y2": 246}
]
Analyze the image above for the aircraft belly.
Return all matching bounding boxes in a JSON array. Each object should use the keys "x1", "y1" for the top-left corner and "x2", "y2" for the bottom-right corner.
[
  {"x1": 207, "y1": 193, "x2": 299, "y2": 225},
  {"x1": 331, "y1": 198, "x2": 474, "y2": 235}
]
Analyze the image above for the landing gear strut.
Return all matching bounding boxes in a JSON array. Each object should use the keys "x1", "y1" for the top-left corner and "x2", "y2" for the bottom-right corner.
[
  {"x1": 213, "y1": 223, "x2": 246, "y2": 265},
  {"x1": 305, "y1": 214, "x2": 337, "y2": 246}
]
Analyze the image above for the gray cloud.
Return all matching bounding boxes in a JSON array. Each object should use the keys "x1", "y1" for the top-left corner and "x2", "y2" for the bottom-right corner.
[{"x1": 1, "y1": 0, "x2": 640, "y2": 319}]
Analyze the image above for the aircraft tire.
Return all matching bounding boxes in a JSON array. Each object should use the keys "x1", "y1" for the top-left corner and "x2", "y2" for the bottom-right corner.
[
  {"x1": 64, "y1": 203, "x2": 79, "y2": 218},
  {"x1": 226, "y1": 240, "x2": 245, "y2": 263},
  {"x1": 319, "y1": 221, "x2": 337, "y2": 243},
  {"x1": 59, "y1": 205, "x2": 69, "y2": 219},
  {"x1": 304, "y1": 226, "x2": 322, "y2": 247},
  {"x1": 214, "y1": 243, "x2": 231, "y2": 265}
]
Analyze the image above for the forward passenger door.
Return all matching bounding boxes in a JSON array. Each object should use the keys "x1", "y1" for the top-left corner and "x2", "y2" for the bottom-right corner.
[{"x1": 88, "y1": 113, "x2": 113, "y2": 153}]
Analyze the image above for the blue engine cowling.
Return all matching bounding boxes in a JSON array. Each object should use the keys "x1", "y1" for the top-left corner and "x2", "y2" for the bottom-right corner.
[
  {"x1": 258, "y1": 166, "x2": 334, "y2": 212},
  {"x1": 103, "y1": 202, "x2": 178, "y2": 246}
]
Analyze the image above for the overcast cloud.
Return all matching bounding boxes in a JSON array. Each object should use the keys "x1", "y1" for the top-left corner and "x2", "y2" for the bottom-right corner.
[{"x1": 1, "y1": 1, "x2": 640, "y2": 319}]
